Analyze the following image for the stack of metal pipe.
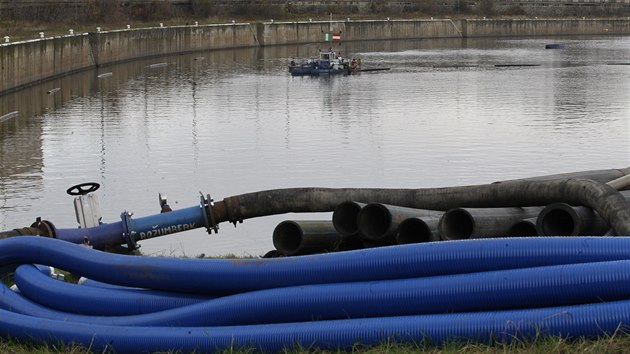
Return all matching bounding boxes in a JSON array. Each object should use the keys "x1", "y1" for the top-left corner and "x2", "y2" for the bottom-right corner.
[{"x1": 268, "y1": 169, "x2": 630, "y2": 257}]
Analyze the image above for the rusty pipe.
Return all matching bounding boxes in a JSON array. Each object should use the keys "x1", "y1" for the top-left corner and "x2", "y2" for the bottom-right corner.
[
  {"x1": 0, "y1": 219, "x2": 55, "y2": 239},
  {"x1": 0, "y1": 227, "x2": 42, "y2": 239},
  {"x1": 209, "y1": 167, "x2": 630, "y2": 224},
  {"x1": 209, "y1": 178, "x2": 630, "y2": 236}
]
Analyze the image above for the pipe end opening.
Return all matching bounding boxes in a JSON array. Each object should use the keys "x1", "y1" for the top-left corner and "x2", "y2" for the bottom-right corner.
[
  {"x1": 439, "y1": 209, "x2": 473, "y2": 240},
  {"x1": 397, "y1": 218, "x2": 432, "y2": 244},
  {"x1": 332, "y1": 201, "x2": 362, "y2": 236},
  {"x1": 508, "y1": 220, "x2": 539, "y2": 237},
  {"x1": 272, "y1": 221, "x2": 303, "y2": 253},
  {"x1": 538, "y1": 204, "x2": 577, "y2": 236},
  {"x1": 358, "y1": 204, "x2": 390, "y2": 240}
]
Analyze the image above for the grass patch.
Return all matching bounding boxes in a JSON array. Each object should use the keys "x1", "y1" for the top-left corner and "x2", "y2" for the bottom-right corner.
[{"x1": 3, "y1": 334, "x2": 630, "y2": 353}]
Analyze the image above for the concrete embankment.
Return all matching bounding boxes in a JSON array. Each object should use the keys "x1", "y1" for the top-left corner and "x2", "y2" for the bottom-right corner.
[{"x1": 1, "y1": 19, "x2": 629, "y2": 94}]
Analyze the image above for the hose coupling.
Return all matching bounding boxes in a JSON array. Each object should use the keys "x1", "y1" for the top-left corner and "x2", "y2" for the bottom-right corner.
[
  {"x1": 200, "y1": 193, "x2": 219, "y2": 234},
  {"x1": 120, "y1": 211, "x2": 139, "y2": 251}
]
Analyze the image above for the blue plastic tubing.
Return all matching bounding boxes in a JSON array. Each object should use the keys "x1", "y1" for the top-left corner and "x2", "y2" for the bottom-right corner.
[{"x1": 4, "y1": 236, "x2": 630, "y2": 352}]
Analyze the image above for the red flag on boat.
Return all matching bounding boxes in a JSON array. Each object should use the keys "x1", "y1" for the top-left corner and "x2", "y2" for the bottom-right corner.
[{"x1": 332, "y1": 33, "x2": 341, "y2": 42}]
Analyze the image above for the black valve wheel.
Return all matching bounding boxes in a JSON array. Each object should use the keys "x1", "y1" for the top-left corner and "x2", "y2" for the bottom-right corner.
[{"x1": 66, "y1": 182, "x2": 100, "y2": 196}]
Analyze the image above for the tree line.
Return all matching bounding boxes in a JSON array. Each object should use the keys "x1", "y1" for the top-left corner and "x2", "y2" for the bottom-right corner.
[{"x1": 0, "y1": 0, "x2": 627, "y2": 23}]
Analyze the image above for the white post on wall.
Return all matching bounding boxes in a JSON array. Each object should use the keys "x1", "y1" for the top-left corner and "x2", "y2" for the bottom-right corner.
[
  {"x1": 4, "y1": 36, "x2": 9, "y2": 43},
  {"x1": 39, "y1": 32, "x2": 45, "y2": 39}
]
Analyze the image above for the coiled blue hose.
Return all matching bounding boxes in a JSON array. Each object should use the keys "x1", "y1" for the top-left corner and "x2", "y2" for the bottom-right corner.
[
  {"x1": 14, "y1": 264, "x2": 212, "y2": 316},
  {"x1": 11, "y1": 259, "x2": 630, "y2": 325},
  {"x1": 2, "y1": 300, "x2": 630, "y2": 353},
  {"x1": 3, "y1": 236, "x2": 630, "y2": 352},
  {"x1": 3, "y1": 236, "x2": 630, "y2": 294}
]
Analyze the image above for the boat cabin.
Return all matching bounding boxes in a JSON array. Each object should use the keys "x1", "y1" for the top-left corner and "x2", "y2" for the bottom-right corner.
[{"x1": 319, "y1": 49, "x2": 340, "y2": 62}]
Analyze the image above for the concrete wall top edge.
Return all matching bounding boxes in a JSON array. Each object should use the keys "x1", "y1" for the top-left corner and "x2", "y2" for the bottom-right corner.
[
  {"x1": 1, "y1": 33, "x2": 89, "y2": 47},
  {"x1": 98, "y1": 22, "x2": 252, "y2": 34},
  {"x1": 266, "y1": 19, "x2": 452, "y2": 26},
  {"x1": 466, "y1": 18, "x2": 629, "y2": 22}
]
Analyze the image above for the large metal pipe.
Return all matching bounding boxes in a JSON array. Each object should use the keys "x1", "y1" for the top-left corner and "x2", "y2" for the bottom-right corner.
[
  {"x1": 331, "y1": 201, "x2": 365, "y2": 237},
  {"x1": 272, "y1": 220, "x2": 342, "y2": 256},
  {"x1": 502, "y1": 167, "x2": 630, "y2": 184},
  {"x1": 536, "y1": 191, "x2": 630, "y2": 237},
  {"x1": 608, "y1": 174, "x2": 630, "y2": 191},
  {"x1": 209, "y1": 177, "x2": 630, "y2": 236},
  {"x1": 396, "y1": 217, "x2": 440, "y2": 244},
  {"x1": 357, "y1": 204, "x2": 443, "y2": 242},
  {"x1": 55, "y1": 204, "x2": 209, "y2": 249},
  {"x1": 3, "y1": 167, "x2": 629, "y2": 248},
  {"x1": 438, "y1": 207, "x2": 545, "y2": 240},
  {"x1": 0, "y1": 227, "x2": 44, "y2": 239},
  {"x1": 536, "y1": 203, "x2": 610, "y2": 236},
  {"x1": 508, "y1": 217, "x2": 539, "y2": 237}
]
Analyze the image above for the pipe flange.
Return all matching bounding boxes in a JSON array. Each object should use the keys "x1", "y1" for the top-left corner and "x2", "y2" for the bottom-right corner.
[
  {"x1": 200, "y1": 194, "x2": 219, "y2": 234},
  {"x1": 30, "y1": 218, "x2": 56, "y2": 237},
  {"x1": 120, "y1": 211, "x2": 139, "y2": 251}
]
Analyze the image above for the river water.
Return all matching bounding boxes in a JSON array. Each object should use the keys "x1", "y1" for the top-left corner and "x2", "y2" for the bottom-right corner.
[{"x1": 0, "y1": 36, "x2": 628, "y2": 257}]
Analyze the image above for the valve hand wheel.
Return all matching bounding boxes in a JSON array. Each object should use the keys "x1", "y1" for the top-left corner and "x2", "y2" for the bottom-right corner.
[{"x1": 66, "y1": 182, "x2": 100, "y2": 196}]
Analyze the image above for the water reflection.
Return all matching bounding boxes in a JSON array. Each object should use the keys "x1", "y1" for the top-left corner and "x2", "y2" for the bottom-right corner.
[{"x1": 0, "y1": 36, "x2": 628, "y2": 256}]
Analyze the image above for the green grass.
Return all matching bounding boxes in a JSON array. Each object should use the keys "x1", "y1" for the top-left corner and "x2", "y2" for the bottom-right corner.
[{"x1": 4, "y1": 334, "x2": 630, "y2": 353}]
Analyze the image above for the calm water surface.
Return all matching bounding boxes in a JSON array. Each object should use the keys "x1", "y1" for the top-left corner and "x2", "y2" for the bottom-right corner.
[{"x1": 1, "y1": 36, "x2": 628, "y2": 256}]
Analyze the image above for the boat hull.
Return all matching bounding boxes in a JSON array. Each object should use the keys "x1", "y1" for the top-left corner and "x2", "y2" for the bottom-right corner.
[{"x1": 290, "y1": 66, "x2": 348, "y2": 76}]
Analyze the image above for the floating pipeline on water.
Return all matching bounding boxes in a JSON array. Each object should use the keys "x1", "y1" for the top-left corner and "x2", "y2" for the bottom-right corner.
[{"x1": 6, "y1": 236, "x2": 630, "y2": 352}]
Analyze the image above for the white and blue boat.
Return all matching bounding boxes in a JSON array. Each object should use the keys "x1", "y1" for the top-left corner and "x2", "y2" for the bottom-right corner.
[{"x1": 289, "y1": 49, "x2": 361, "y2": 76}]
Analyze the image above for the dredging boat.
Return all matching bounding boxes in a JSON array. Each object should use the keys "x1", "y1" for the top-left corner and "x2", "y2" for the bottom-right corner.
[{"x1": 289, "y1": 49, "x2": 361, "y2": 76}]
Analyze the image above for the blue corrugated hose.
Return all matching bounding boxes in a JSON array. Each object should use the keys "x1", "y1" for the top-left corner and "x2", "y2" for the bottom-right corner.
[{"x1": 2, "y1": 236, "x2": 630, "y2": 352}]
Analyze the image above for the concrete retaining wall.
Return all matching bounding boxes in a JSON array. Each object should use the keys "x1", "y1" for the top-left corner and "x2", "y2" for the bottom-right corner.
[
  {"x1": 259, "y1": 19, "x2": 464, "y2": 45},
  {"x1": 464, "y1": 19, "x2": 630, "y2": 37},
  {"x1": 1, "y1": 19, "x2": 629, "y2": 94},
  {"x1": 91, "y1": 24, "x2": 258, "y2": 66},
  {"x1": 1, "y1": 34, "x2": 93, "y2": 94}
]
